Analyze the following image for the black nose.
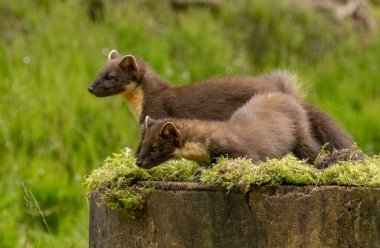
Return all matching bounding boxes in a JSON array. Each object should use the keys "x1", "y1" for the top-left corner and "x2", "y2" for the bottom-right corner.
[
  {"x1": 88, "y1": 86, "x2": 95, "y2": 93},
  {"x1": 136, "y1": 159, "x2": 143, "y2": 167}
]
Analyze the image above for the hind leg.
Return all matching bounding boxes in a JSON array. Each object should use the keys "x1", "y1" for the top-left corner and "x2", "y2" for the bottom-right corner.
[
  {"x1": 293, "y1": 121, "x2": 322, "y2": 164},
  {"x1": 295, "y1": 136, "x2": 321, "y2": 164}
]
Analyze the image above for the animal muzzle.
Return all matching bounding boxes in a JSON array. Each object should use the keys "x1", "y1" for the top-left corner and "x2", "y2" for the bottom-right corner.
[
  {"x1": 88, "y1": 85, "x2": 95, "y2": 93},
  {"x1": 135, "y1": 159, "x2": 143, "y2": 167}
]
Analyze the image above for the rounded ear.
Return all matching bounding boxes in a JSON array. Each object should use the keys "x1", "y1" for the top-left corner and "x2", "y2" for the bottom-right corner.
[
  {"x1": 108, "y1": 50, "x2": 120, "y2": 60},
  {"x1": 118, "y1": 55, "x2": 139, "y2": 73},
  {"x1": 145, "y1": 116, "x2": 156, "y2": 130},
  {"x1": 160, "y1": 122, "x2": 182, "y2": 145}
]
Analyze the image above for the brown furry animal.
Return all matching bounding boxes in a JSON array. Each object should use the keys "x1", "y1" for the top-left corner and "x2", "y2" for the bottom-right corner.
[
  {"x1": 88, "y1": 50, "x2": 354, "y2": 153},
  {"x1": 136, "y1": 92, "x2": 321, "y2": 168}
]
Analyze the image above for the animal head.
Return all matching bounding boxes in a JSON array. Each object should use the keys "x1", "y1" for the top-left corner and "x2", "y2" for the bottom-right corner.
[
  {"x1": 136, "y1": 116, "x2": 184, "y2": 169},
  {"x1": 88, "y1": 50, "x2": 140, "y2": 97}
]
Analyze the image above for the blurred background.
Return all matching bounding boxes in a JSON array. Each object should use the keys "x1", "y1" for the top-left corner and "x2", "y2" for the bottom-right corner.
[{"x1": 0, "y1": 0, "x2": 379, "y2": 246}]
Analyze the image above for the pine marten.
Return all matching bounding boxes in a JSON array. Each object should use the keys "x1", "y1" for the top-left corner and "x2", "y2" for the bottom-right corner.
[
  {"x1": 88, "y1": 50, "x2": 354, "y2": 153},
  {"x1": 135, "y1": 92, "x2": 321, "y2": 169}
]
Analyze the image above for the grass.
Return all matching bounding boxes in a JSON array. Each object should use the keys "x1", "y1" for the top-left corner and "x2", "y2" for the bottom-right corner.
[
  {"x1": 83, "y1": 148, "x2": 380, "y2": 217},
  {"x1": 0, "y1": 0, "x2": 380, "y2": 246}
]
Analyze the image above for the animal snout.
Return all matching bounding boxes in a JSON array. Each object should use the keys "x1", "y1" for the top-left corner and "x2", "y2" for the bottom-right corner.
[
  {"x1": 88, "y1": 85, "x2": 95, "y2": 93},
  {"x1": 135, "y1": 159, "x2": 143, "y2": 167}
]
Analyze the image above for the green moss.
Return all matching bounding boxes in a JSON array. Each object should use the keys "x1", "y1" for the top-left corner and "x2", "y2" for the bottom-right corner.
[
  {"x1": 200, "y1": 156, "x2": 321, "y2": 192},
  {"x1": 83, "y1": 148, "x2": 201, "y2": 217},
  {"x1": 200, "y1": 157, "x2": 272, "y2": 192},
  {"x1": 322, "y1": 156, "x2": 380, "y2": 187},
  {"x1": 83, "y1": 148, "x2": 149, "y2": 194},
  {"x1": 83, "y1": 148, "x2": 152, "y2": 217},
  {"x1": 83, "y1": 148, "x2": 380, "y2": 216},
  {"x1": 148, "y1": 159, "x2": 200, "y2": 182}
]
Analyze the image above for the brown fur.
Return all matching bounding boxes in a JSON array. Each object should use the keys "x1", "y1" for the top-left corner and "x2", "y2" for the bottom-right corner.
[
  {"x1": 136, "y1": 93, "x2": 321, "y2": 168},
  {"x1": 88, "y1": 50, "x2": 354, "y2": 153}
]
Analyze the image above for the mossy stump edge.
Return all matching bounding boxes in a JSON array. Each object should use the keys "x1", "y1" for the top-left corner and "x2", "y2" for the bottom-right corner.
[{"x1": 89, "y1": 182, "x2": 380, "y2": 248}]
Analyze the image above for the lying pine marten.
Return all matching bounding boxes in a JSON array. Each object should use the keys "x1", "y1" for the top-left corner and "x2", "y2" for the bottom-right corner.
[{"x1": 136, "y1": 92, "x2": 321, "y2": 168}]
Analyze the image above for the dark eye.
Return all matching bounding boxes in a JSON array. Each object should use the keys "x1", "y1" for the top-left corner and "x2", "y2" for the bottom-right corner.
[
  {"x1": 150, "y1": 146, "x2": 159, "y2": 153},
  {"x1": 104, "y1": 75, "x2": 114, "y2": 81}
]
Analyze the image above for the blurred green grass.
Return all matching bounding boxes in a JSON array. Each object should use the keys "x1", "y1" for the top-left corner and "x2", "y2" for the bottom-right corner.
[{"x1": 0, "y1": 0, "x2": 379, "y2": 246}]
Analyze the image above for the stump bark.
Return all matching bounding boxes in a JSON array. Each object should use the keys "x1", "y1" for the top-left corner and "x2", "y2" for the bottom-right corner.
[{"x1": 90, "y1": 183, "x2": 380, "y2": 248}]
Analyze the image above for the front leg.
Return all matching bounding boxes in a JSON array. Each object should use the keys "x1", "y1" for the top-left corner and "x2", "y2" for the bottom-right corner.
[{"x1": 209, "y1": 145, "x2": 250, "y2": 162}]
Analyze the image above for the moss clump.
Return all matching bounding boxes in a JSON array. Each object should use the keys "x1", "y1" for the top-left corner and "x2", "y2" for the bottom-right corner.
[
  {"x1": 83, "y1": 148, "x2": 152, "y2": 217},
  {"x1": 322, "y1": 156, "x2": 380, "y2": 187},
  {"x1": 83, "y1": 147, "x2": 380, "y2": 216},
  {"x1": 83, "y1": 148, "x2": 201, "y2": 217},
  {"x1": 200, "y1": 156, "x2": 320, "y2": 192},
  {"x1": 148, "y1": 159, "x2": 201, "y2": 182}
]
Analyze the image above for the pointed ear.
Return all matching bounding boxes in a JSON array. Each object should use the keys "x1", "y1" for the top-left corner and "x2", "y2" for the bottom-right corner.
[
  {"x1": 118, "y1": 55, "x2": 139, "y2": 73},
  {"x1": 144, "y1": 116, "x2": 156, "y2": 130},
  {"x1": 108, "y1": 50, "x2": 119, "y2": 60},
  {"x1": 160, "y1": 122, "x2": 182, "y2": 145}
]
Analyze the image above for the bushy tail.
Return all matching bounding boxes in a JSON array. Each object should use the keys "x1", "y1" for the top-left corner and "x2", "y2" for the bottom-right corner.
[
  {"x1": 258, "y1": 70, "x2": 304, "y2": 99},
  {"x1": 304, "y1": 104, "x2": 354, "y2": 151},
  {"x1": 261, "y1": 70, "x2": 354, "y2": 151}
]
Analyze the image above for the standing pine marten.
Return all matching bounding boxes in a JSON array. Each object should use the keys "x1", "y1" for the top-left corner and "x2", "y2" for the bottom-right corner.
[
  {"x1": 136, "y1": 92, "x2": 321, "y2": 169},
  {"x1": 88, "y1": 50, "x2": 354, "y2": 153}
]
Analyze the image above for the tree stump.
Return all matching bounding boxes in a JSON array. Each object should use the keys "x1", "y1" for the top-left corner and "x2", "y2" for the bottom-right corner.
[{"x1": 90, "y1": 182, "x2": 380, "y2": 248}]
